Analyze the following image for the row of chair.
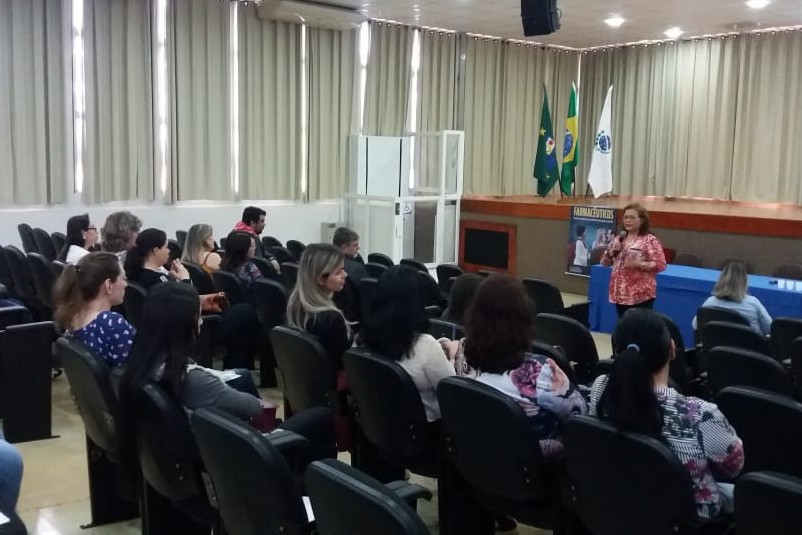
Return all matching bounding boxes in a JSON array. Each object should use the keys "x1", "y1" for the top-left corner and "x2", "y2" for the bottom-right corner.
[{"x1": 16, "y1": 223, "x2": 66, "y2": 262}]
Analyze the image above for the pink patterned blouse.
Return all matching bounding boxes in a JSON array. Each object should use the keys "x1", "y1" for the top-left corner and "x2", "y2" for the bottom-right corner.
[{"x1": 602, "y1": 233, "x2": 667, "y2": 305}]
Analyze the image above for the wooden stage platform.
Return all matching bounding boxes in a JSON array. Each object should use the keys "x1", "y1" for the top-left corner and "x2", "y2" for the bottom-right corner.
[{"x1": 461, "y1": 195, "x2": 802, "y2": 239}]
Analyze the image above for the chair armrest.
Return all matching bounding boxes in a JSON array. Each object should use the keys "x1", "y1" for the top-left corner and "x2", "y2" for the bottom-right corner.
[
  {"x1": 564, "y1": 301, "x2": 590, "y2": 328},
  {"x1": 0, "y1": 283, "x2": 7, "y2": 300},
  {"x1": 386, "y1": 480, "x2": 433, "y2": 505},
  {"x1": 264, "y1": 428, "x2": 311, "y2": 453}
]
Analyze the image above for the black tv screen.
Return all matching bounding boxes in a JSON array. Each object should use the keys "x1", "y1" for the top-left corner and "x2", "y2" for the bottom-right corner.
[{"x1": 463, "y1": 228, "x2": 509, "y2": 269}]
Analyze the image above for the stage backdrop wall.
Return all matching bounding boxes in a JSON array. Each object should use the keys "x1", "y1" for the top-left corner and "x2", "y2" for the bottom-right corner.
[{"x1": 461, "y1": 211, "x2": 802, "y2": 296}]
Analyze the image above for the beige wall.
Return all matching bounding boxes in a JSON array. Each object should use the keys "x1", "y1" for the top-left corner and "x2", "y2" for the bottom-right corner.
[{"x1": 462, "y1": 212, "x2": 802, "y2": 296}]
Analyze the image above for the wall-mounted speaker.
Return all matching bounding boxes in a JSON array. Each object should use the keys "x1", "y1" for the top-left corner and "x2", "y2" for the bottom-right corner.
[{"x1": 520, "y1": 0, "x2": 560, "y2": 36}]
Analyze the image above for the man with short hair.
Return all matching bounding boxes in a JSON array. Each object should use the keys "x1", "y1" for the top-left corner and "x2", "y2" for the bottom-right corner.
[
  {"x1": 233, "y1": 206, "x2": 267, "y2": 258},
  {"x1": 333, "y1": 226, "x2": 367, "y2": 285}
]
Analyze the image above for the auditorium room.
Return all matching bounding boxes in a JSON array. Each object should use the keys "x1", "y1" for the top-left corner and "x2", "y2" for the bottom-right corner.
[{"x1": 2, "y1": 0, "x2": 802, "y2": 533}]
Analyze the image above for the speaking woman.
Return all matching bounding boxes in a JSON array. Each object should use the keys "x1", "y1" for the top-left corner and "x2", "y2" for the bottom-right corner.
[{"x1": 601, "y1": 203, "x2": 667, "y2": 317}]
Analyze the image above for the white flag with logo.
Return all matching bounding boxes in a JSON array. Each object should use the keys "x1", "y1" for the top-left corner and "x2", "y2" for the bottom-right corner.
[{"x1": 587, "y1": 85, "x2": 613, "y2": 198}]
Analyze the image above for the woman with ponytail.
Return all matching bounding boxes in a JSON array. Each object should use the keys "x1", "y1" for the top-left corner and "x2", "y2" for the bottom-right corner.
[
  {"x1": 124, "y1": 228, "x2": 190, "y2": 289},
  {"x1": 590, "y1": 308, "x2": 744, "y2": 520},
  {"x1": 54, "y1": 252, "x2": 133, "y2": 367}
]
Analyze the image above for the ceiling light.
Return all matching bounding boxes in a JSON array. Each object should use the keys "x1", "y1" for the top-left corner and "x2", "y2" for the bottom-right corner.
[
  {"x1": 746, "y1": 0, "x2": 770, "y2": 8},
  {"x1": 664, "y1": 27, "x2": 684, "y2": 39},
  {"x1": 604, "y1": 16, "x2": 625, "y2": 28}
]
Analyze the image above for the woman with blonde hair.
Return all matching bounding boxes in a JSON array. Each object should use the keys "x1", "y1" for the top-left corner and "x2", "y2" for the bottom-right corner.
[
  {"x1": 692, "y1": 261, "x2": 771, "y2": 335},
  {"x1": 181, "y1": 224, "x2": 221, "y2": 273},
  {"x1": 287, "y1": 243, "x2": 351, "y2": 368}
]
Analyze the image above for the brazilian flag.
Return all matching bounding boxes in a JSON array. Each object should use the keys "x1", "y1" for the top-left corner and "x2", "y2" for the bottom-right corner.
[
  {"x1": 534, "y1": 88, "x2": 560, "y2": 197},
  {"x1": 561, "y1": 82, "x2": 579, "y2": 195}
]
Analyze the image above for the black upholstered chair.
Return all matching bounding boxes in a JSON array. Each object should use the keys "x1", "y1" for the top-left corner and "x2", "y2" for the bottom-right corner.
[
  {"x1": 56, "y1": 338, "x2": 139, "y2": 526},
  {"x1": 166, "y1": 239, "x2": 183, "y2": 266},
  {"x1": 365, "y1": 262, "x2": 388, "y2": 279},
  {"x1": 286, "y1": 240, "x2": 306, "y2": 262},
  {"x1": 270, "y1": 326, "x2": 337, "y2": 415},
  {"x1": 532, "y1": 313, "x2": 599, "y2": 384},
  {"x1": 51, "y1": 259, "x2": 67, "y2": 279},
  {"x1": 212, "y1": 270, "x2": 246, "y2": 305},
  {"x1": 0, "y1": 249, "x2": 17, "y2": 298},
  {"x1": 435, "y1": 264, "x2": 463, "y2": 293},
  {"x1": 368, "y1": 252, "x2": 394, "y2": 268},
  {"x1": 122, "y1": 281, "x2": 148, "y2": 328},
  {"x1": 701, "y1": 321, "x2": 772, "y2": 358},
  {"x1": 437, "y1": 376, "x2": 565, "y2": 534},
  {"x1": 182, "y1": 261, "x2": 217, "y2": 295},
  {"x1": 695, "y1": 307, "x2": 749, "y2": 345},
  {"x1": 0, "y1": 307, "x2": 31, "y2": 331},
  {"x1": 400, "y1": 258, "x2": 429, "y2": 274},
  {"x1": 190, "y1": 407, "x2": 314, "y2": 535},
  {"x1": 306, "y1": 459, "x2": 432, "y2": 535},
  {"x1": 3, "y1": 245, "x2": 43, "y2": 315},
  {"x1": 522, "y1": 278, "x2": 590, "y2": 327},
  {"x1": 175, "y1": 230, "x2": 188, "y2": 250},
  {"x1": 529, "y1": 341, "x2": 576, "y2": 382},
  {"x1": 707, "y1": 346, "x2": 793, "y2": 398},
  {"x1": 251, "y1": 279, "x2": 288, "y2": 387},
  {"x1": 262, "y1": 236, "x2": 283, "y2": 250},
  {"x1": 32, "y1": 228, "x2": 58, "y2": 262},
  {"x1": 771, "y1": 317, "x2": 802, "y2": 365},
  {"x1": 26, "y1": 252, "x2": 55, "y2": 314},
  {"x1": 17, "y1": 224, "x2": 37, "y2": 254},
  {"x1": 427, "y1": 319, "x2": 464, "y2": 340},
  {"x1": 717, "y1": 386, "x2": 802, "y2": 478},
  {"x1": 359, "y1": 277, "x2": 378, "y2": 320},
  {"x1": 135, "y1": 383, "x2": 216, "y2": 535},
  {"x1": 564, "y1": 415, "x2": 700, "y2": 535},
  {"x1": 250, "y1": 257, "x2": 280, "y2": 281},
  {"x1": 333, "y1": 277, "x2": 361, "y2": 323},
  {"x1": 658, "y1": 313, "x2": 701, "y2": 395},
  {"x1": 281, "y1": 262, "x2": 299, "y2": 290},
  {"x1": 735, "y1": 472, "x2": 802, "y2": 535},
  {"x1": 50, "y1": 232, "x2": 66, "y2": 258},
  {"x1": 268, "y1": 245, "x2": 294, "y2": 265},
  {"x1": 0, "y1": 322, "x2": 55, "y2": 443}
]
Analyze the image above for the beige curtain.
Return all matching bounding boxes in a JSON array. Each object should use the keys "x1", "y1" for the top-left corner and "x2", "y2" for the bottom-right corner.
[
  {"x1": 464, "y1": 38, "x2": 579, "y2": 195},
  {"x1": 363, "y1": 22, "x2": 414, "y2": 136},
  {"x1": 0, "y1": 0, "x2": 67, "y2": 205},
  {"x1": 731, "y1": 31, "x2": 802, "y2": 203},
  {"x1": 238, "y1": 7, "x2": 301, "y2": 200},
  {"x1": 307, "y1": 27, "x2": 358, "y2": 201},
  {"x1": 82, "y1": 0, "x2": 154, "y2": 203},
  {"x1": 169, "y1": 0, "x2": 231, "y2": 201}
]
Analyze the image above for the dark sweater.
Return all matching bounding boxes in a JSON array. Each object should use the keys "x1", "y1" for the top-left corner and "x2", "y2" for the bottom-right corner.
[{"x1": 305, "y1": 310, "x2": 351, "y2": 370}]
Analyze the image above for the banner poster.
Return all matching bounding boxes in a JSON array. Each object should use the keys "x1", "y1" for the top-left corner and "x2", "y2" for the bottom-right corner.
[{"x1": 566, "y1": 205, "x2": 619, "y2": 277}]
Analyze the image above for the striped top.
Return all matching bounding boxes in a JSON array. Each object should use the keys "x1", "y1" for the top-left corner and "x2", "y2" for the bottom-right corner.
[{"x1": 590, "y1": 375, "x2": 744, "y2": 520}]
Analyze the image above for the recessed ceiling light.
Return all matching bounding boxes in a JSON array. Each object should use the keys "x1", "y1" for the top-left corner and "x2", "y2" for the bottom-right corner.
[
  {"x1": 664, "y1": 27, "x2": 684, "y2": 39},
  {"x1": 746, "y1": 0, "x2": 770, "y2": 9},
  {"x1": 604, "y1": 16, "x2": 626, "y2": 28}
]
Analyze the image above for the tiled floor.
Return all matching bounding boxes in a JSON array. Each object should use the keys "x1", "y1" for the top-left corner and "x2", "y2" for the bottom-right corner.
[{"x1": 13, "y1": 299, "x2": 611, "y2": 535}]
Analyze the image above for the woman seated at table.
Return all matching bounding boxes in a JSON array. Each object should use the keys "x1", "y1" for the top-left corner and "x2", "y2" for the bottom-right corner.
[
  {"x1": 591, "y1": 308, "x2": 744, "y2": 520},
  {"x1": 363, "y1": 266, "x2": 455, "y2": 423},
  {"x1": 54, "y1": 252, "x2": 133, "y2": 368},
  {"x1": 181, "y1": 224, "x2": 222, "y2": 273},
  {"x1": 118, "y1": 282, "x2": 336, "y2": 488},
  {"x1": 287, "y1": 243, "x2": 351, "y2": 369},
  {"x1": 691, "y1": 261, "x2": 771, "y2": 336},
  {"x1": 445, "y1": 274, "x2": 587, "y2": 458}
]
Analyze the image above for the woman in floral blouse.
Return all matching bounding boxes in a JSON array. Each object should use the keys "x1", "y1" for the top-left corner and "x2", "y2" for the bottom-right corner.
[
  {"x1": 590, "y1": 308, "x2": 744, "y2": 520},
  {"x1": 601, "y1": 203, "x2": 666, "y2": 317},
  {"x1": 445, "y1": 275, "x2": 587, "y2": 458}
]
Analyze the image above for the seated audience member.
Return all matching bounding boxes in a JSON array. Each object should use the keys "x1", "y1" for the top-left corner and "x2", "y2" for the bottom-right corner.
[
  {"x1": 287, "y1": 243, "x2": 351, "y2": 369},
  {"x1": 363, "y1": 266, "x2": 455, "y2": 422},
  {"x1": 0, "y1": 436, "x2": 23, "y2": 519},
  {"x1": 447, "y1": 275, "x2": 587, "y2": 458},
  {"x1": 101, "y1": 211, "x2": 142, "y2": 261},
  {"x1": 691, "y1": 261, "x2": 771, "y2": 336},
  {"x1": 54, "y1": 252, "x2": 133, "y2": 367},
  {"x1": 333, "y1": 227, "x2": 367, "y2": 284},
  {"x1": 118, "y1": 282, "x2": 335, "y2": 488},
  {"x1": 124, "y1": 228, "x2": 190, "y2": 289},
  {"x1": 60, "y1": 214, "x2": 99, "y2": 265},
  {"x1": 591, "y1": 308, "x2": 744, "y2": 520},
  {"x1": 221, "y1": 231, "x2": 263, "y2": 288},
  {"x1": 182, "y1": 224, "x2": 222, "y2": 273},
  {"x1": 441, "y1": 273, "x2": 483, "y2": 325}
]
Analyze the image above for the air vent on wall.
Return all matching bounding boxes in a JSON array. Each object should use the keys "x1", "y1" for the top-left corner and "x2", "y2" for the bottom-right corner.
[{"x1": 257, "y1": 0, "x2": 365, "y2": 30}]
